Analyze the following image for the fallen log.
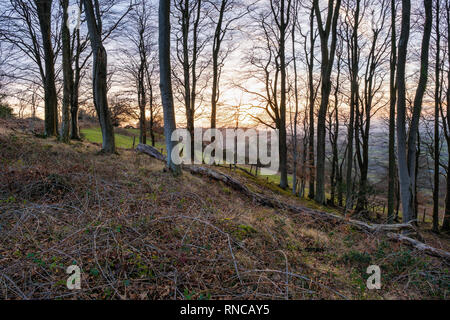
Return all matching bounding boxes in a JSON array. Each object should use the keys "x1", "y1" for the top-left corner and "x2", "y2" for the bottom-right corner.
[
  {"x1": 188, "y1": 165, "x2": 414, "y2": 233},
  {"x1": 136, "y1": 143, "x2": 166, "y2": 162},
  {"x1": 137, "y1": 144, "x2": 450, "y2": 262},
  {"x1": 386, "y1": 232, "x2": 450, "y2": 262}
]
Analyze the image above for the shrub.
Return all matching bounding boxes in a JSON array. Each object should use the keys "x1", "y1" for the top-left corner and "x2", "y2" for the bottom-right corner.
[
  {"x1": 0, "y1": 103, "x2": 14, "y2": 118},
  {"x1": 341, "y1": 250, "x2": 372, "y2": 266}
]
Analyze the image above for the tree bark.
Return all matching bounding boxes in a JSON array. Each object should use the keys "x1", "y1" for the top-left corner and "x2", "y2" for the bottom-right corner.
[
  {"x1": 60, "y1": 0, "x2": 72, "y2": 143},
  {"x1": 397, "y1": 0, "x2": 432, "y2": 223},
  {"x1": 71, "y1": 24, "x2": 82, "y2": 140},
  {"x1": 388, "y1": 0, "x2": 397, "y2": 223},
  {"x1": 433, "y1": 0, "x2": 440, "y2": 233},
  {"x1": 307, "y1": 7, "x2": 316, "y2": 199},
  {"x1": 83, "y1": 0, "x2": 116, "y2": 153},
  {"x1": 35, "y1": 0, "x2": 58, "y2": 137},
  {"x1": 345, "y1": 0, "x2": 360, "y2": 212},
  {"x1": 138, "y1": 25, "x2": 147, "y2": 145},
  {"x1": 278, "y1": 0, "x2": 289, "y2": 190},
  {"x1": 442, "y1": 1, "x2": 450, "y2": 232},
  {"x1": 291, "y1": 5, "x2": 299, "y2": 195},
  {"x1": 159, "y1": 0, "x2": 181, "y2": 175}
]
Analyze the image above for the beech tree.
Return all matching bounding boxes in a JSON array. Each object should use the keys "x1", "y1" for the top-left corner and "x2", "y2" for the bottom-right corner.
[
  {"x1": 82, "y1": 0, "x2": 116, "y2": 153},
  {"x1": 173, "y1": 0, "x2": 209, "y2": 160},
  {"x1": 121, "y1": 0, "x2": 156, "y2": 144},
  {"x1": 208, "y1": 0, "x2": 245, "y2": 129},
  {"x1": 159, "y1": 0, "x2": 181, "y2": 175},
  {"x1": 396, "y1": 0, "x2": 432, "y2": 223},
  {"x1": 342, "y1": 0, "x2": 361, "y2": 212},
  {"x1": 313, "y1": 0, "x2": 341, "y2": 204}
]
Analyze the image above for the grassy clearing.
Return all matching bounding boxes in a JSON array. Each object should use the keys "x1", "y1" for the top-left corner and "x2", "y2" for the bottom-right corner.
[
  {"x1": 81, "y1": 127, "x2": 290, "y2": 187},
  {"x1": 81, "y1": 127, "x2": 166, "y2": 152}
]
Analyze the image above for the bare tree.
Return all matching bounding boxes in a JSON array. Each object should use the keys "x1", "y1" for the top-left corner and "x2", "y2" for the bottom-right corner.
[
  {"x1": 273, "y1": 0, "x2": 291, "y2": 189},
  {"x1": 313, "y1": 0, "x2": 341, "y2": 204},
  {"x1": 82, "y1": 0, "x2": 116, "y2": 153},
  {"x1": 297, "y1": 4, "x2": 319, "y2": 199},
  {"x1": 354, "y1": 0, "x2": 390, "y2": 213},
  {"x1": 208, "y1": 0, "x2": 246, "y2": 129},
  {"x1": 396, "y1": 0, "x2": 432, "y2": 223},
  {"x1": 121, "y1": 0, "x2": 156, "y2": 144},
  {"x1": 173, "y1": 0, "x2": 210, "y2": 160},
  {"x1": 327, "y1": 30, "x2": 343, "y2": 206},
  {"x1": 70, "y1": 0, "x2": 131, "y2": 140},
  {"x1": 35, "y1": 0, "x2": 59, "y2": 136},
  {"x1": 242, "y1": 0, "x2": 291, "y2": 189},
  {"x1": 342, "y1": 0, "x2": 361, "y2": 212}
]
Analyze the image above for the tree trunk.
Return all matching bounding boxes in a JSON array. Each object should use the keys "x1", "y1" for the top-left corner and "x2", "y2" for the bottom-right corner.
[
  {"x1": 35, "y1": 0, "x2": 58, "y2": 137},
  {"x1": 291, "y1": 9, "x2": 299, "y2": 195},
  {"x1": 71, "y1": 26, "x2": 82, "y2": 140},
  {"x1": 313, "y1": 0, "x2": 341, "y2": 204},
  {"x1": 388, "y1": 0, "x2": 397, "y2": 223},
  {"x1": 159, "y1": 0, "x2": 181, "y2": 175},
  {"x1": 345, "y1": 0, "x2": 360, "y2": 212},
  {"x1": 60, "y1": 0, "x2": 72, "y2": 143},
  {"x1": 138, "y1": 29, "x2": 147, "y2": 145},
  {"x1": 397, "y1": 0, "x2": 432, "y2": 223},
  {"x1": 329, "y1": 42, "x2": 341, "y2": 206},
  {"x1": 210, "y1": 0, "x2": 226, "y2": 129},
  {"x1": 433, "y1": 0, "x2": 440, "y2": 233},
  {"x1": 278, "y1": 0, "x2": 288, "y2": 190},
  {"x1": 396, "y1": 0, "x2": 413, "y2": 223},
  {"x1": 307, "y1": 6, "x2": 316, "y2": 199},
  {"x1": 443, "y1": 1, "x2": 450, "y2": 232},
  {"x1": 83, "y1": 0, "x2": 116, "y2": 153}
]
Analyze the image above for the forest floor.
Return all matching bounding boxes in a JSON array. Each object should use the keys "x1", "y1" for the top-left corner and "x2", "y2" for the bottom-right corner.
[{"x1": 0, "y1": 118, "x2": 449, "y2": 300}]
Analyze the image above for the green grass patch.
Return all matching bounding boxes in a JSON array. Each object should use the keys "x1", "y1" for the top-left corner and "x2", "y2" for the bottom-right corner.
[{"x1": 81, "y1": 127, "x2": 166, "y2": 152}]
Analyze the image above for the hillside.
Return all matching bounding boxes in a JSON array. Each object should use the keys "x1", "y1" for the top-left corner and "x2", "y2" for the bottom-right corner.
[{"x1": 0, "y1": 118, "x2": 449, "y2": 300}]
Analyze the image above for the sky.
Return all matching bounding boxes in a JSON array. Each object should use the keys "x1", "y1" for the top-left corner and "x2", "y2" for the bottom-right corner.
[{"x1": 2, "y1": 0, "x2": 439, "y2": 130}]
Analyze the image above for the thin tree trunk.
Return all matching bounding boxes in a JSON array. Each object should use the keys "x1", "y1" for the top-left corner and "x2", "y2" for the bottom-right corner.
[
  {"x1": 138, "y1": 27, "x2": 147, "y2": 145},
  {"x1": 278, "y1": 0, "x2": 289, "y2": 190},
  {"x1": 443, "y1": 1, "x2": 450, "y2": 232},
  {"x1": 71, "y1": 24, "x2": 82, "y2": 140},
  {"x1": 210, "y1": 0, "x2": 226, "y2": 129},
  {"x1": 291, "y1": 9, "x2": 299, "y2": 195},
  {"x1": 433, "y1": 0, "x2": 440, "y2": 232},
  {"x1": 329, "y1": 42, "x2": 341, "y2": 206},
  {"x1": 345, "y1": 0, "x2": 360, "y2": 213},
  {"x1": 60, "y1": 0, "x2": 72, "y2": 143},
  {"x1": 388, "y1": 0, "x2": 397, "y2": 223},
  {"x1": 307, "y1": 6, "x2": 316, "y2": 199}
]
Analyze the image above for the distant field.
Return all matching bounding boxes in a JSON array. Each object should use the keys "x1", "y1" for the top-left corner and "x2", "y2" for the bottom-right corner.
[{"x1": 81, "y1": 127, "x2": 166, "y2": 152}]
